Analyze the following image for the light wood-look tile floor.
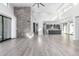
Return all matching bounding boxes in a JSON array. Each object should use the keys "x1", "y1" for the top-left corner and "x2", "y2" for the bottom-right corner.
[{"x1": 0, "y1": 35, "x2": 79, "y2": 56}]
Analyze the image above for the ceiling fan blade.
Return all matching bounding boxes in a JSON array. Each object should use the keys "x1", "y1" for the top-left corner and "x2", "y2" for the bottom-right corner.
[
  {"x1": 38, "y1": 3, "x2": 39, "y2": 8},
  {"x1": 32, "y1": 3, "x2": 37, "y2": 6},
  {"x1": 32, "y1": 3, "x2": 45, "y2": 8},
  {"x1": 40, "y1": 3, "x2": 45, "y2": 7}
]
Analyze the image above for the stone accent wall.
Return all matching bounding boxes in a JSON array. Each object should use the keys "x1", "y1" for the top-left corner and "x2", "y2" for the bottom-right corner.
[{"x1": 14, "y1": 7, "x2": 31, "y2": 38}]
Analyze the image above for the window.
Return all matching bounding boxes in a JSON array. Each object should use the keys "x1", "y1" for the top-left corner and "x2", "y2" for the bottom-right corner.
[{"x1": 3, "y1": 3, "x2": 8, "y2": 7}]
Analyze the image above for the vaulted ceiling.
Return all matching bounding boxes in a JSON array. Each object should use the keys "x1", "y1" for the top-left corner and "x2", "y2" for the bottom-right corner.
[
  {"x1": 11, "y1": 3, "x2": 73, "y2": 22},
  {"x1": 11, "y1": 3, "x2": 33, "y2": 7}
]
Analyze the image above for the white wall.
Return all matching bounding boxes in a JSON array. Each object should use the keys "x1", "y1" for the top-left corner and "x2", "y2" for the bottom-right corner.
[
  {"x1": 74, "y1": 16, "x2": 79, "y2": 40},
  {"x1": 31, "y1": 3, "x2": 62, "y2": 35},
  {"x1": 31, "y1": 3, "x2": 79, "y2": 39},
  {"x1": 0, "y1": 3, "x2": 16, "y2": 38},
  {"x1": 59, "y1": 4, "x2": 79, "y2": 40}
]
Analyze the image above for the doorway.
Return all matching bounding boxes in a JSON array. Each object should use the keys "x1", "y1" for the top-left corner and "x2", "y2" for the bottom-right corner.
[
  {"x1": 33, "y1": 22, "x2": 38, "y2": 35},
  {"x1": 63, "y1": 22, "x2": 74, "y2": 40},
  {"x1": 63, "y1": 23, "x2": 68, "y2": 34}
]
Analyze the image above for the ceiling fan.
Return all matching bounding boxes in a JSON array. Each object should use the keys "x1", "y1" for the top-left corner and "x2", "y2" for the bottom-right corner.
[{"x1": 32, "y1": 3, "x2": 45, "y2": 8}]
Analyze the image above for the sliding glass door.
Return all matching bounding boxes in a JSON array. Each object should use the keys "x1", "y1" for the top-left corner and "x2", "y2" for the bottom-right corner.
[
  {"x1": 3, "y1": 17, "x2": 11, "y2": 40},
  {"x1": 0, "y1": 15, "x2": 11, "y2": 42},
  {"x1": 0, "y1": 16, "x2": 2, "y2": 41},
  {"x1": 8, "y1": 18, "x2": 11, "y2": 39},
  {"x1": 3, "y1": 17, "x2": 8, "y2": 39}
]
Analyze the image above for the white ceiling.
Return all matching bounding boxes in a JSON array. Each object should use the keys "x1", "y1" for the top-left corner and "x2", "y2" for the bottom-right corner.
[
  {"x1": 31, "y1": 3, "x2": 64, "y2": 21},
  {"x1": 11, "y1": 3, "x2": 72, "y2": 22},
  {"x1": 11, "y1": 3, "x2": 33, "y2": 7},
  {"x1": 11, "y1": 3, "x2": 63, "y2": 8}
]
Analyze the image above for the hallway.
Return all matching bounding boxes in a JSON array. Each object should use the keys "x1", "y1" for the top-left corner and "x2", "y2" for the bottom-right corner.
[{"x1": 0, "y1": 35, "x2": 79, "y2": 56}]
